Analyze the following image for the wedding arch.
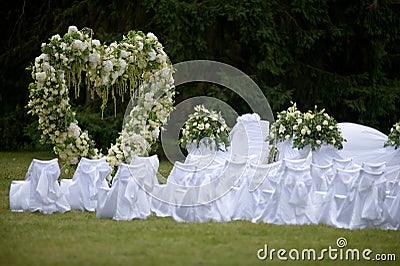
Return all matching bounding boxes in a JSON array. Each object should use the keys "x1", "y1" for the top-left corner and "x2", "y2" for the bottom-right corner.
[{"x1": 27, "y1": 26, "x2": 175, "y2": 170}]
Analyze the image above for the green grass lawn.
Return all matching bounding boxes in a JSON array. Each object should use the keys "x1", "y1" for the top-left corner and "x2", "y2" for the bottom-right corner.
[{"x1": 0, "y1": 152, "x2": 399, "y2": 265}]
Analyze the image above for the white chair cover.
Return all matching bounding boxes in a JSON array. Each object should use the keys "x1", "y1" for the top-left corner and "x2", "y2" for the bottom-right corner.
[
  {"x1": 10, "y1": 158, "x2": 70, "y2": 214},
  {"x1": 61, "y1": 157, "x2": 110, "y2": 212},
  {"x1": 251, "y1": 161, "x2": 281, "y2": 223},
  {"x1": 274, "y1": 165, "x2": 314, "y2": 225},
  {"x1": 228, "y1": 114, "x2": 270, "y2": 164},
  {"x1": 310, "y1": 163, "x2": 334, "y2": 192},
  {"x1": 97, "y1": 162, "x2": 156, "y2": 220},
  {"x1": 208, "y1": 158, "x2": 248, "y2": 222},
  {"x1": 348, "y1": 169, "x2": 389, "y2": 229},
  {"x1": 332, "y1": 157, "x2": 354, "y2": 172},
  {"x1": 320, "y1": 168, "x2": 360, "y2": 228}
]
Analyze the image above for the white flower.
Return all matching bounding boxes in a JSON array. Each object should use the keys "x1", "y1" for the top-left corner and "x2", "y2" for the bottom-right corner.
[
  {"x1": 323, "y1": 120, "x2": 329, "y2": 126},
  {"x1": 285, "y1": 135, "x2": 290, "y2": 140},
  {"x1": 103, "y1": 60, "x2": 113, "y2": 73},
  {"x1": 147, "y1": 32, "x2": 157, "y2": 41},
  {"x1": 279, "y1": 124, "x2": 286, "y2": 134},
  {"x1": 137, "y1": 42, "x2": 143, "y2": 51},
  {"x1": 316, "y1": 140, "x2": 322, "y2": 145},
  {"x1": 35, "y1": 72, "x2": 47, "y2": 83},
  {"x1": 73, "y1": 40, "x2": 84, "y2": 51},
  {"x1": 68, "y1": 26, "x2": 78, "y2": 34},
  {"x1": 316, "y1": 125, "x2": 322, "y2": 131},
  {"x1": 156, "y1": 54, "x2": 166, "y2": 64},
  {"x1": 89, "y1": 53, "x2": 100, "y2": 65},
  {"x1": 92, "y1": 39, "x2": 101, "y2": 47},
  {"x1": 301, "y1": 128, "x2": 307, "y2": 135},
  {"x1": 148, "y1": 51, "x2": 157, "y2": 61}
]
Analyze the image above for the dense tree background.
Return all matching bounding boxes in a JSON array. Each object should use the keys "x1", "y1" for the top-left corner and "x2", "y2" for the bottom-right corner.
[{"x1": 1, "y1": 0, "x2": 399, "y2": 151}]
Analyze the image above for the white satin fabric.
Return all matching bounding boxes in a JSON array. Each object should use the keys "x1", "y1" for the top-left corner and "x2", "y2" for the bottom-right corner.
[
  {"x1": 60, "y1": 157, "x2": 110, "y2": 212},
  {"x1": 9, "y1": 158, "x2": 70, "y2": 214},
  {"x1": 96, "y1": 155, "x2": 159, "y2": 220}
]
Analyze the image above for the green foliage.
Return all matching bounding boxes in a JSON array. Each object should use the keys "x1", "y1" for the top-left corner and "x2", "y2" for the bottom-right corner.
[{"x1": 0, "y1": 106, "x2": 51, "y2": 152}]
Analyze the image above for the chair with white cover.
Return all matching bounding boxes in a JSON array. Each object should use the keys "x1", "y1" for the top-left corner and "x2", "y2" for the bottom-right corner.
[
  {"x1": 61, "y1": 157, "x2": 110, "y2": 212},
  {"x1": 250, "y1": 161, "x2": 282, "y2": 223},
  {"x1": 383, "y1": 172, "x2": 400, "y2": 230},
  {"x1": 228, "y1": 113, "x2": 270, "y2": 164},
  {"x1": 320, "y1": 168, "x2": 360, "y2": 228},
  {"x1": 97, "y1": 161, "x2": 157, "y2": 220},
  {"x1": 347, "y1": 169, "x2": 389, "y2": 229},
  {"x1": 274, "y1": 165, "x2": 314, "y2": 225},
  {"x1": 207, "y1": 158, "x2": 248, "y2": 222},
  {"x1": 130, "y1": 154, "x2": 160, "y2": 191},
  {"x1": 172, "y1": 158, "x2": 230, "y2": 222},
  {"x1": 310, "y1": 163, "x2": 334, "y2": 191},
  {"x1": 10, "y1": 158, "x2": 70, "y2": 214},
  {"x1": 309, "y1": 163, "x2": 335, "y2": 222},
  {"x1": 332, "y1": 157, "x2": 354, "y2": 172},
  {"x1": 361, "y1": 161, "x2": 386, "y2": 173}
]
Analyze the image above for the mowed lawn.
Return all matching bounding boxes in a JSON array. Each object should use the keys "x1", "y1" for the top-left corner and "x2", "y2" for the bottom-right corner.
[{"x1": 0, "y1": 152, "x2": 399, "y2": 265}]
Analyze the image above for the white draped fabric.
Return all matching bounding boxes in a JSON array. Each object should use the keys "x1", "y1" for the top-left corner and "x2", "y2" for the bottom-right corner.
[
  {"x1": 9, "y1": 158, "x2": 70, "y2": 214},
  {"x1": 9, "y1": 118, "x2": 400, "y2": 230},
  {"x1": 60, "y1": 157, "x2": 110, "y2": 212}
]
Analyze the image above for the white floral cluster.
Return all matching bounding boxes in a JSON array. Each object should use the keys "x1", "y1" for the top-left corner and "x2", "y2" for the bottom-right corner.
[
  {"x1": 27, "y1": 26, "x2": 175, "y2": 173},
  {"x1": 384, "y1": 122, "x2": 400, "y2": 149},
  {"x1": 269, "y1": 103, "x2": 345, "y2": 151},
  {"x1": 107, "y1": 67, "x2": 175, "y2": 170},
  {"x1": 179, "y1": 105, "x2": 230, "y2": 150}
]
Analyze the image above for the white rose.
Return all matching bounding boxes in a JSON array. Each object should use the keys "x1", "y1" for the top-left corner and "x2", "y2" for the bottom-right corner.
[
  {"x1": 156, "y1": 54, "x2": 166, "y2": 64},
  {"x1": 92, "y1": 39, "x2": 101, "y2": 47},
  {"x1": 316, "y1": 140, "x2": 322, "y2": 145},
  {"x1": 323, "y1": 120, "x2": 329, "y2": 126},
  {"x1": 73, "y1": 39, "x2": 84, "y2": 51},
  {"x1": 137, "y1": 42, "x2": 143, "y2": 51},
  {"x1": 148, "y1": 51, "x2": 157, "y2": 61},
  {"x1": 35, "y1": 72, "x2": 47, "y2": 83},
  {"x1": 68, "y1": 26, "x2": 78, "y2": 34},
  {"x1": 301, "y1": 128, "x2": 306, "y2": 135},
  {"x1": 89, "y1": 53, "x2": 100, "y2": 65},
  {"x1": 146, "y1": 32, "x2": 157, "y2": 41},
  {"x1": 316, "y1": 125, "x2": 322, "y2": 131},
  {"x1": 103, "y1": 60, "x2": 113, "y2": 73}
]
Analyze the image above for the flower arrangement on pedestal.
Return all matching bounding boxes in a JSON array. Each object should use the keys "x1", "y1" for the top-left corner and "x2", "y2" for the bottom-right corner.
[
  {"x1": 179, "y1": 105, "x2": 230, "y2": 151},
  {"x1": 268, "y1": 103, "x2": 346, "y2": 161},
  {"x1": 384, "y1": 122, "x2": 400, "y2": 149},
  {"x1": 291, "y1": 107, "x2": 345, "y2": 151},
  {"x1": 27, "y1": 26, "x2": 175, "y2": 177}
]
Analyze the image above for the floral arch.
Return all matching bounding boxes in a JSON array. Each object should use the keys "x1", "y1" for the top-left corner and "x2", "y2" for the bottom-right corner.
[{"x1": 27, "y1": 26, "x2": 175, "y2": 170}]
